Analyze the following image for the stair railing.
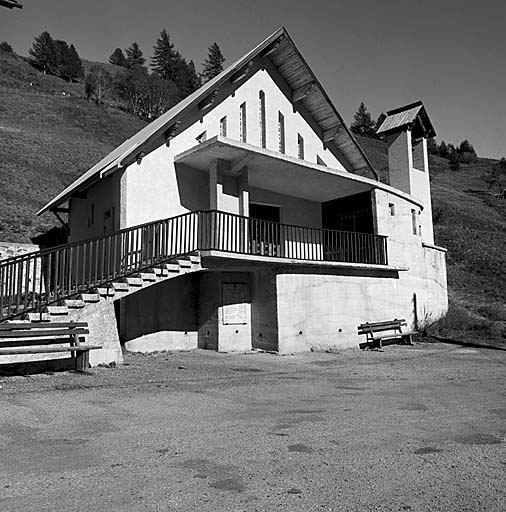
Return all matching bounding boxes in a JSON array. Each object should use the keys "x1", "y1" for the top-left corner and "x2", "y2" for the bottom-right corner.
[{"x1": 0, "y1": 210, "x2": 388, "y2": 321}]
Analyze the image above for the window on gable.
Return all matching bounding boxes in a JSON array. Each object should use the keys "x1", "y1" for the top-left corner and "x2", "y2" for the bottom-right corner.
[
  {"x1": 239, "y1": 102, "x2": 247, "y2": 142},
  {"x1": 297, "y1": 134, "x2": 304, "y2": 160},
  {"x1": 316, "y1": 155, "x2": 327, "y2": 167},
  {"x1": 220, "y1": 116, "x2": 227, "y2": 137},
  {"x1": 389, "y1": 203, "x2": 395, "y2": 216},
  {"x1": 196, "y1": 131, "x2": 207, "y2": 144},
  {"x1": 278, "y1": 112, "x2": 285, "y2": 154},
  {"x1": 259, "y1": 91, "x2": 266, "y2": 148}
]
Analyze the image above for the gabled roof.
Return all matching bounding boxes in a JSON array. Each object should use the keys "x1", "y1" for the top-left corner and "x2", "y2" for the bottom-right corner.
[
  {"x1": 38, "y1": 27, "x2": 377, "y2": 215},
  {"x1": 376, "y1": 101, "x2": 436, "y2": 139}
]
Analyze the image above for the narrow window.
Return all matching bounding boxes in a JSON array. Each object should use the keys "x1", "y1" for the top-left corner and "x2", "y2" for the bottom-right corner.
[
  {"x1": 259, "y1": 91, "x2": 266, "y2": 148},
  {"x1": 219, "y1": 116, "x2": 227, "y2": 137},
  {"x1": 278, "y1": 112, "x2": 285, "y2": 154},
  {"x1": 389, "y1": 203, "x2": 395, "y2": 216},
  {"x1": 196, "y1": 131, "x2": 207, "y2": 144},
  {"x1": 239, "y1": 102, "x2": 247, "y2": 142},
  {"x1": 411, "y1": 209, "x2": 417, "y2": 235},
  {"x1": 297, "y1": 134, "x2": 304, "y2": 160},
  {"x1": 317, "y1": 155, "x2": 327, "y2": 167},
  {"x1": 89, "y1": 202, "x2": 95, "y2": 227}
]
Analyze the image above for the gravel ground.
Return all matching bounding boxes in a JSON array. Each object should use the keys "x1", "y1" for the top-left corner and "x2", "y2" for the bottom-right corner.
[{"x1": 1, "y1": 342, "x2": 505, "y2": 511}]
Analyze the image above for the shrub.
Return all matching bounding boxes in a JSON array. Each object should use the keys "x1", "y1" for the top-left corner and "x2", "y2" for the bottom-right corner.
[{"x1": 420, "y1": 302, "x2": 491, "y2": 339}]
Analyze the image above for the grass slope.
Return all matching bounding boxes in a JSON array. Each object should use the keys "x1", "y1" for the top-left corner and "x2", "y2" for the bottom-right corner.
[
  {"x1": 1, "y1": 50, "x2": 504, "y2": 327},
  {"x1": 0, "y1": 50, "x2": 146, "y2": 242}
]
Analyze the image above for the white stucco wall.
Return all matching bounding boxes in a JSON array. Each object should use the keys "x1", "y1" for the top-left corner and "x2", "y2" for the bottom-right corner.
[
  {"x1": 249, "y1": 186, "x2": 321, "y2": 228},
  {"x1": 117, "y1": 60, "x2": 348, "y2": 231},
  {"x1": 68, "y1": 172, "x2": 121, "y2": 243}
]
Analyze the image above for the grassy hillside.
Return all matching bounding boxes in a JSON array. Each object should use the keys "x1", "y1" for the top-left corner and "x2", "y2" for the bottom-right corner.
[
  {"x1": 1, "y1": 49, "x2": 505, "y2": 334},
  {"x1": 0, "y1": 50, "x2": 146, "y2": 242}
]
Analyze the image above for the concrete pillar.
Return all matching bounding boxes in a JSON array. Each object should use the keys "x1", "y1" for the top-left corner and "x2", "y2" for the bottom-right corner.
[{"x1": 238, "y1": 167, "x2": 249, "y2": 217}]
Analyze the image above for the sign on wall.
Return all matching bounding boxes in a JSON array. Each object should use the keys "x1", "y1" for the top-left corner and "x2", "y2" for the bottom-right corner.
[{"x1": 222, "y1": 282, "x2": 248, "y2": 325}]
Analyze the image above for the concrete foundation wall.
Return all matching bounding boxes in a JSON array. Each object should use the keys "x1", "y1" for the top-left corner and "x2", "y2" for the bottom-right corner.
[
  {"x1": 275, "y1": 252, "x2": 447, "y2": 353},
  {"x1": 120, "y1": 274, "x2": 200, "y2": 353}
]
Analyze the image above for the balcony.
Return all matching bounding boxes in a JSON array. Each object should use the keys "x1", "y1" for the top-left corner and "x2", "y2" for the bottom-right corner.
[{"x1": 197, "y1": 210, "x2": 387, "y2": 265}]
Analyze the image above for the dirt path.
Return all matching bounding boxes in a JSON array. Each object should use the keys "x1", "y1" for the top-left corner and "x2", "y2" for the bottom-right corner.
[{"x1": 1, "y1": 343, "x2": 505, "y2": 511}]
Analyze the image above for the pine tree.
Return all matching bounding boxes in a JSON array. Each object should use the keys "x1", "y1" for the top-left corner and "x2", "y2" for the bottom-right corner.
[
  {"x1": 151, "y1": 29, "x2": 179, "y2": 82},
  {"x1": 438, "y1": 141, "x2": 449, "y2": 159},
  {"x1": 29, "y1": 31, "x2": 56, "y2": 73},
  {"x1": 200, "y1": 42, "x2": 225, "y2": 83},
  {"x1": 53, "y1": 40, "x2": 83, "y2": 81},
  {"x1": 0, "y1": 41, "x2": 13, "y2": 53},
  {"x1": 109, "y1": 48, "x2": 127, "y2": 67},
  {"x1": 65, "y1": 44, "x2": 84, "y2": 81},
  {"x1": 448, "y1": 150, "x2": 460, "y2": 171},
  {"x1": 125, "y1": 42, "x2": 145, "y2": 70},
  {"x1": 176, "y1": 59, "x2": 200, "y2": 97},
  {"x1": 350, "y1": 102, "x2": 377, "y2": 138}
]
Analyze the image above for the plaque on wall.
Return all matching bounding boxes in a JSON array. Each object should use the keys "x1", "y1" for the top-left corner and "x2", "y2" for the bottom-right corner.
[{"x1": 222, "y1": 282, "x2": 248, "y2": 325}]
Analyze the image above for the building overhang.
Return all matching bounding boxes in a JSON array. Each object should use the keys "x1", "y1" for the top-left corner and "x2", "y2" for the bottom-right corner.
[
  {"x1": 200, "y1": 250, "x2": 408, "y2": 274},
  {"x1": 175, "y1": 136, "x2": 424, "y2": 207}
]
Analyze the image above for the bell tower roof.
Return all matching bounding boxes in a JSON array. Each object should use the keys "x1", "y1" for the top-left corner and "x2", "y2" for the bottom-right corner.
[{"x1": 376, "y1": 101, "x2": 436, "y2": 139}]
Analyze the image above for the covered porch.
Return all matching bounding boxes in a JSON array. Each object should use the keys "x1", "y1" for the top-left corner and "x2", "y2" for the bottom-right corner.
[{"x1": 174, "y1": 135, "x2": 392, "y2": 265}]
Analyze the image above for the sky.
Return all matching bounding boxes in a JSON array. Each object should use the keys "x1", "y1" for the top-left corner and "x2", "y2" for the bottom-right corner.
[{"x1": 1, "y1": 0, "x2": 505, "y2": 158}]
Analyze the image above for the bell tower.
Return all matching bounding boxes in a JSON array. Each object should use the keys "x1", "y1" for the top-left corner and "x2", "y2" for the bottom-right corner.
[{"x1": 376, "y1": 101, "x2": 436, "y2": 244}]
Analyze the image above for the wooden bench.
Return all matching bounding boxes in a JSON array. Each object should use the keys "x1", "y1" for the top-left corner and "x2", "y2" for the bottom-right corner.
[
  {"x1": 0, "y1": 322, "x2": 101, "y2": 372},
  {"x1": 358, "y1": 319, "x2": 417, "y2": 350}
]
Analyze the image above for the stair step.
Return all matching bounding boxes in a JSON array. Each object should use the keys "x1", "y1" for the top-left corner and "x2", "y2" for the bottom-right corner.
[
  {"x1": 80, "y1": 293, "x2": 101, "y2": 303},
  {"x1": 177, "y1": 259, "x2": 192, "y2": 268},
  {"x1": 138, "y1": 272, "x2": 157, "y2": 282},
  {"x1": 23, "y1": 312, "x2": 51, "y2": 322},
  {"x1": 94, "y1": 287, "x2": 116, "y2": 297},
  {"x1": 123, "y1": 277, "x2": 143, "y2": 287},
  {"x1": 163, "y1": 263, "x2": 180, "y2": 273},
  {"x1": 112, "y1": 282, "x2": 129, "y2": 291},
  {"x1": 62, "y1": 299, "x2": 85, "y2": 309},
  {"x1": 44, "y1": 305, "x2": 69, "y2": 316},
  {"x1": 153, "y1": 267, "x2": 168, "y2": 276},
  {"x1": 189, "y1": 255, "x2": 200, "y2": 264}
]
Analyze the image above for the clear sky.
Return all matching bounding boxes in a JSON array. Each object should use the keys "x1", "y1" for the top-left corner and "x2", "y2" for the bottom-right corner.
[{"x1": 1, "y1": 0, "x2": 505, "y2": 158}]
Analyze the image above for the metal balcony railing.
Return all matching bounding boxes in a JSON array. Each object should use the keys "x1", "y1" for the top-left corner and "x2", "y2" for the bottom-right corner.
[{"x1": 0, "y1": 210, "x2": 388, "y2": 321}]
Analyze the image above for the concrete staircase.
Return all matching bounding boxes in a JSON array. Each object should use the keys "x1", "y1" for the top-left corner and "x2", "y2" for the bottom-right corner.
[{"x1": 13, "y1": 253, "x2": 202, "y2": 366}]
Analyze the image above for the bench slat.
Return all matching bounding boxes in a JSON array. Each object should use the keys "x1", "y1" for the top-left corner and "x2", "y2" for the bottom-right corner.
[
  {"x1": 358, "y1": 319, "x2": 406, "y2": 329},
  {"x1": 0, "y1": 322, "x2": 88, "y2": 331},
  {"x1": 0, "y1": 337, "x2": 85, "y2": 348},
  {"x1": 0, "y1": 329, "x2": 89, "y2": 338},
  {"x1": 0, "y1": 345, "x2": 101, "y2": 355}
]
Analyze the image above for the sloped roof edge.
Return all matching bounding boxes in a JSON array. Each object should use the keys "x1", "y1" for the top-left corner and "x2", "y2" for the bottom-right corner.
[{"x1": 38, "y1": 27, "x2": 376, "y2": 215}]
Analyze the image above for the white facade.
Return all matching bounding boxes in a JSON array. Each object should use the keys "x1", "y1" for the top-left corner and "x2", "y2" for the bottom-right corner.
[{"x1": 39, "y1": 28, "x2": 448, "y2": 357}]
